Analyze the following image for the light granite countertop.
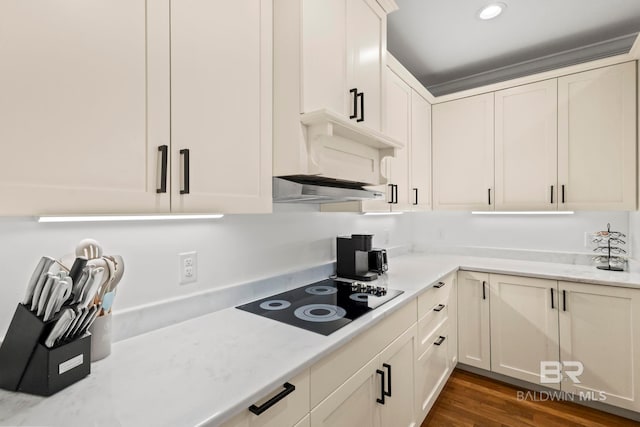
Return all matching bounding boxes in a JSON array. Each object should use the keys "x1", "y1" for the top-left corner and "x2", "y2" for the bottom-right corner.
[{"x1": 2, "y1": 253, "x2": 640, "y2": 427}]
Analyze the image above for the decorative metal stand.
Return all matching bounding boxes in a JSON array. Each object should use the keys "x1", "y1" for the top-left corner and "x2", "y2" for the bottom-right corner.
[{"x1": 592, "y1": 223, "x2": 626, "y2": 272}]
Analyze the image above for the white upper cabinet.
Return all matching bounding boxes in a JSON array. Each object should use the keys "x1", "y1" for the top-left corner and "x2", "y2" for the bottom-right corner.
[
  {"x1": 410, "y1": 91, "x2": 432, "y2": 211},
  {"x1": 0, "y1": 0, "x2": 272, "y2": 216},
  {"x1": 495, "y1": 80, "x2": 558, "y2": 211},
  {"x1": 170, "y1": 0, "x2": 272, "y2": 213},
  {"x1": 433, "y1": 93, "x2": 495, "y2": 210},
  {"x1": 558, "y1": 62, "x2": 637, "y2": 210},
  {"x1": 0, "y1": 0, "x2": 169, "y2": 215},
  {"x1": 274, "y1": 0, "x2": 399, "y2": 185}
]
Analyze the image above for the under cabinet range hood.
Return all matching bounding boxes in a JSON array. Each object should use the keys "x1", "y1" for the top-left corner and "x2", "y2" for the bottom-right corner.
[{"x1": 273, "y1": 176, "x2": 384, "y2": 204}]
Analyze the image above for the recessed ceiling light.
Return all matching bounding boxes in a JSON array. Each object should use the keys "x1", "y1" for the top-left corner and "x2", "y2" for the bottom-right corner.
[{"x1": 478, "y1": 3, "x2": 506, "y2": 20}]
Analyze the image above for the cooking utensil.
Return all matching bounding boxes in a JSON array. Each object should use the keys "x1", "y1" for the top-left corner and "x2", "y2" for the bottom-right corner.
[
  {"x1": 30, "y1": 259, "x2": 56, "y2": 311},
  {"x1": 44, "y1": 308, "x2": 75, "y2": 348},
  {"x1": 22, "y1": 256, "x2": 53, "y2": 305},
  {"x1": 75, "y1": 239, "x2": 103, "y2": 260},
  {"x1": 88, "y1": 257, "x2": 110, "y2": 301},
  {"x1": 36, "y1": 275, "x2": 57, "y2": 317}
]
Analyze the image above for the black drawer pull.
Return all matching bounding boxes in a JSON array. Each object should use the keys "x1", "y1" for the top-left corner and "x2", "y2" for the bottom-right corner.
[
  {"x1": 550, "y1": 185, "x2": 554, "y2": 204},
  {"x1": 248, "y1": 382, "x2": 296, "y2": 415},
  {"x1": 563, "y1": 290, "x2": 567, "y2": 312},
  {"x1": 433, "y1": 304, "x2": 445, "y2": 312},
  {"x1": 387, "y1": 184, "x2": 394, "y2": 204},
  {"x1": 561, "y1": 185, "x2": 565, "y2": 203},
  {"x1": 488, "y1": 188, "x2": 491, "y2": 205},
  {"x1": 482, "y1": 281, "x2": 487, "y2": 300},
  {"x1": 376, "y1": 369, "x2": 385, "y2": 404},
  {"x1": 357, "y1": 91, "x2": 364, "y2": 122},
  {"x1": 550, "y1": 288, "x2": 555, "y2": 309},
  {"x1": 350, "y1": 88, "x2": 358, "y2": 119},
  {"x1": 413, "y1": 188, "x2": 418, "y2": 205},
  {"x1": 180, "y1": 148, "x2": 190, "y2": 195},
  {"x1": 434, "y1": 336, "x2": 446, "y2": 346},
  {"x1": 383, "y1": 363, "x2": 392, "y2": 397},
  {"x1": 156, "y1": 145, "x2": 168, "y2": 194},
  {"x1": 434, "y1": 281, "x2": 445, "y2": 289}
]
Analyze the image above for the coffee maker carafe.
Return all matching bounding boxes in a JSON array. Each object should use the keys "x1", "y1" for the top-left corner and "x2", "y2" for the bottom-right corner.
[{"x1": 336, "y1": 234, "x2": 378, "y2": 281}]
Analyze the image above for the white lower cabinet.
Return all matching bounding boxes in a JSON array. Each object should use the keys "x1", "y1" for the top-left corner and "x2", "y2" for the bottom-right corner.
[
  {"x1": 415, "y1": 324, "x2": 450, "y2": 422},
  {"x1": 489, "y1": 274, "x2": 559, "y2": 388},
  {"x1": 559, "y1": 281, "x2": 640, "y2": 412},
  {"x1": 457, "y1": 271, "x2": 491, "y2": 370},
  {"x1": 220, "y1": 370, "x2": 310, "y2": 427},
  {"x1": 310, "y1": 357, "x2": 383, "y2": 427},
  {"x1": 311, "y1": 325, "x2": 418, "y2": 427}
]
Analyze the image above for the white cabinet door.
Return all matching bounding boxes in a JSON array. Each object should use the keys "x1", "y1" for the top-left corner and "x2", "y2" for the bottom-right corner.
[
  {"x1": 432, "y1": 93, "x2": 495, "y2": 210},
  {"x1": 415, "y1": 326, "x2": 450, "y2": 422},
  {"x1": 170, "y1": 0, "x2": 272, "y2": 214},
  {"x1": 310, "y1": 357, "x2": 382, "y2": 427},
  {"x1": 558, "y1": 62, "x2": 636, "y2": 210},
  {"x1": 447, "y1": 275, "x2": 458, "y2": 365},
  {"x1": 495, "y1": 80, "x2": 558, "y2": 211},
  {"x1": 379, "y1": 326, "x2": 417, "y2": 427},
  {"x1": 346, "y1": 0, "x2": 384, "y2": 132},
  {"x1": 385, "y1": 69, "x2": 411, "y2": 212},
  {"x1": 0, "y1": 0, "x2": 169, "y2": 215},
  {"x1": 457, "y1": 271, "x2": 491, "y2": 370},
  {"x1": 410, "y1": 91, "x2": 432, "y2": 211},
  {"x1": 489, "y1": 274, "x2": 559, "y2": 388},
  {"x1": 559, "y1": 282, "x2": 640, "y2": 412}
]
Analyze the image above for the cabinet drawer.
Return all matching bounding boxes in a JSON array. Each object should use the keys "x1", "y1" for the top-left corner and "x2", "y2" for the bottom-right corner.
[
  {"x1": 417, "y1": 303, "x2": 448, "y2": 356},
  {"x1": 417, "y1": 273, "x2": 454, "y2": 318},
  {"x1": 220, "y1": 370, "x2": 310, "y2": 427},
  {"x1": 415, "y1": 325, "x2": 450, "y2": 421},
  {"x1": 310, "y1": 299, "x2": 417, "y2": 408}
]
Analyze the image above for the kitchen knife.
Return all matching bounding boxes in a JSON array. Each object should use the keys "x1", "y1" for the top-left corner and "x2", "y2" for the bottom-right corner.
[
  {"x1": 69, "y1": 307, "x2": 90, "y2": 338},
  {"x1": 22, "y1": 256, "x2": 49, "y2": 305},
  {"x1": 71, "y1": 267, "x2": 91, "y2": 304},
  {"x1": 43, "y1": 277, "x2": 68, "y2": 322},
  {"x1": 36, "y1": 274, "x2": 57, "y2": 317},
  {"x1": 29, "y1": 257, "x2": 56, "y2": 311},
  {"x1": 82, "y1": 303, "x2": 102, "y2": 336},
  {"x1": 52, "y1": 278, "x2": 72, "y2": 314},
  {"x1": 76, "y1": 304, "x2": 99, "y2": 337},
  {"x1": 44, "y1": 308, "x2": 75, "y2": 348},
  {"x1": 62, "y1": 307, "x2": 83, "y2": 341}
]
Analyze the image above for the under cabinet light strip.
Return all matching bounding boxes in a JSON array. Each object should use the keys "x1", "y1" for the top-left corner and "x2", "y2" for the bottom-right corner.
[
  {"x1": 471, "y1": 211, "x2": 574, "y2": 215},
  {"x1": 38, "y1": 214, "x2": 224, "y2": 223},
  {"x1": 363, "y1": 212, "x2": 405, "y2": 216}
]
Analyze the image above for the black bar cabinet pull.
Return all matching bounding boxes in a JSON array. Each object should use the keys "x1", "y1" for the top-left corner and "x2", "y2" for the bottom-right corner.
[
  {"x1": 376, "y1": 369, "x2": 385, "y2": 404},
  {"x1": 488, "y1": 188, "x2": 491, "y2": 205},
  {"x1": 387, "y1": 184, "x2": 394, "y2": 204},
  {"x1": 413, "y1": 188, "x2": 418, "y2": 205},
  {"x1": 180, "y1": 149, "x2": 190, "y2": 194},
  {"x1": 383, "y1": 363, "x2": 392, "y2": 397},
  {"x1": 563, "y1": 290, "x2": 567, "y2": 311},
  {"x1": 550, "y1": 288, "x2": 555, "y2": 309},
  {"x1": 433, "y1": 304, "x2": 445, "y2": 312},
  {"x1": 434, "y1": 336, "x2": 446, "y2": 346},
  {"x1": 357, "y1": 91, "x2": 365, "y2": 122},
  {"x1": 350, "y1": 88, "x2": 358, "y2": 119},
  {"x1": 482, "y1": 281, "x2": 486, "y2": 300},
  {"x1": 434, "y1": 281, "x2": 445, "y2": 289},
  {"x1": 393, "y1": 184, "x2": 398, "y2": 204},
  {"x1": 248, "y1": 382, "x2": 296, "y2": 415},
  {"x1": 156, "y1": 145, "x2": 168, "y2": 194},
  {"x1": 550, "y1": 185, "x2": 554, "y2": 204},
  {"x1": 561, "y1": 185, "x2": 565, "y2": 203}
]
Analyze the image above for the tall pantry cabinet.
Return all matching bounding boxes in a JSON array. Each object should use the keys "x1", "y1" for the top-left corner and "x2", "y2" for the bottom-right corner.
[{"x1": 0, "y1": 0, "x2": 272, "y2": 215}]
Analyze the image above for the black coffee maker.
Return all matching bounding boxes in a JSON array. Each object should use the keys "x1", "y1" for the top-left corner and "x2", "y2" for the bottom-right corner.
[{"x1": 336, "y1": 234, "x2": 379, "y2": 281}]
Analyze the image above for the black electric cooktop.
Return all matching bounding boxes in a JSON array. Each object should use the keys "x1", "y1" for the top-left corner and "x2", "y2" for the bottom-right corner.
[{"x1": 236, "y1": 278, "x2": 403, "y2": 335}]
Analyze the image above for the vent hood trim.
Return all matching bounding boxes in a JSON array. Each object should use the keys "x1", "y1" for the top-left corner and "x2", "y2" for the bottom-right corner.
[{"x1": 272, "y1": 177, "x2": 385, "y2": 204}]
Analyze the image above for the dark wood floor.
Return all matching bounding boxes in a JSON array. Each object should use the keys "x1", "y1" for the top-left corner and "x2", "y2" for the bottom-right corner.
[{"x1": 422, "y1": 369, "x2": 639, "y2": 427}]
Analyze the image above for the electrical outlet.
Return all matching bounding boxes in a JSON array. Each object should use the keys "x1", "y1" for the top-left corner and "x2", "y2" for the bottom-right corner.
[
  {"x1": 179, "y1": 252, "x2": 197, "y2": 285},
  {"x1": 584, "y1": 232, "x2": 592, "y2": 248}
]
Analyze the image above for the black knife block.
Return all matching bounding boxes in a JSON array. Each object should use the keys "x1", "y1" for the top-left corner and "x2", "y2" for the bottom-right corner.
[{"x1": 0, "y1": 303, "x2": 91, "y2": 396}]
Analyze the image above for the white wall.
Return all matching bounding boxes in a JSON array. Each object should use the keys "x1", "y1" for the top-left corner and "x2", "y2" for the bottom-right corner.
[
  {"x1": 0, "y1": 207, "x2": 411, "y2": 336},
  {"x1": 411, "y1": 211, "x2": 628, "y2": 253},
  {"x1": 628, "y1": 212, "x2": 640, "y2": 260}
]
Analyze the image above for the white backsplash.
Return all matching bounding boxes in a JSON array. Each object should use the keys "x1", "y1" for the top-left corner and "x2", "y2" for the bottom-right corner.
[{"x1": 0, "y1": 206, "x2": 411, "y2": 339}]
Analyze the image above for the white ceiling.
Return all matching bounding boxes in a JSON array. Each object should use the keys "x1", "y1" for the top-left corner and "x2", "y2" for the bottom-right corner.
[{"x1": 387, "y1": 0, "x2": 640, "y2": 95}]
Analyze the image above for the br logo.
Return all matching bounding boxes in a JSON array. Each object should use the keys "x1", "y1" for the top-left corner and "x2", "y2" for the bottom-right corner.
[{"x1": 540, "y1": 361, "x2": 584, "y2": 384}]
